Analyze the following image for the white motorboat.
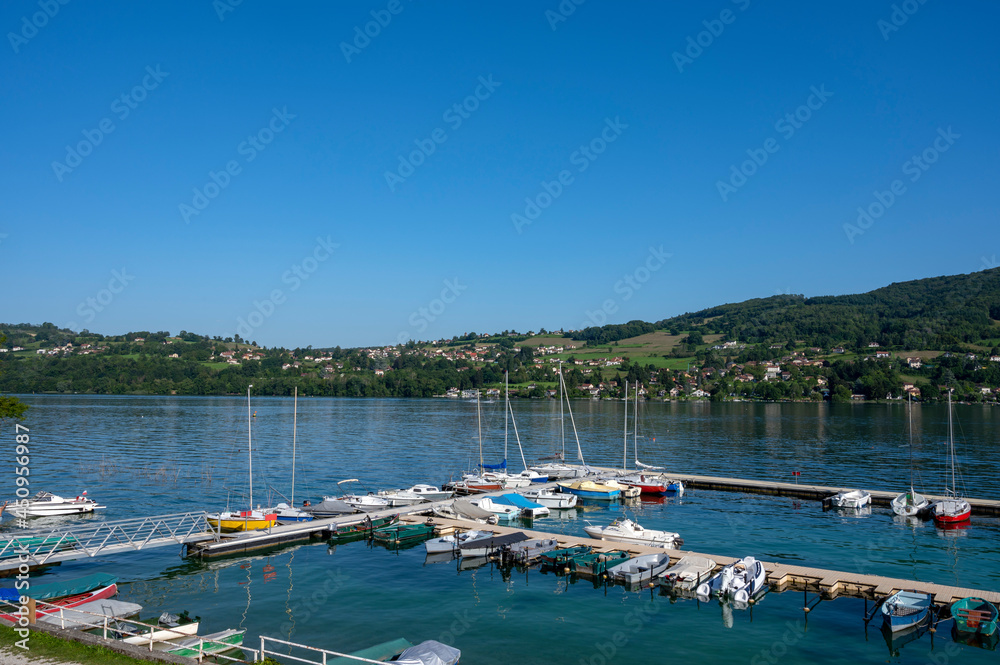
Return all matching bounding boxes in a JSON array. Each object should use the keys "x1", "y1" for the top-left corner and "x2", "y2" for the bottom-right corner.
[
  {"x1": 660, "y1": 555, "x2": 717, "y2": 590},
  {"x1": 607, "y1": 552, "x2": 673, "y2": 586},
  {"x1": 517, "y1": 469, "x2": 549, "y2": 484},
  {"x1": 424, "y1": 529, "x2": 495, "y2": 555},
  {"x1": 469, "y1": 497, "x2": 519, "y2": 520},
  {"x1": 270, "y1": 502, "x2": 313, "y2": 522},
  {"x1": 696, "y1": 556, "x2": 768, "y2": 603},
  {"x1": 333, "y1": 479, "x2": 390, "y2": 512},
  {"x1": 601, "y1": 479, "x2": 641, "y2": 498},
  {"x1": 826, "y1": 489, "x2": 871, "y2": 509},
  {"x1": 378, "y1": 484, "x2": 453, "y2": 507},
  {"x1": 522, "y1": 488, "x2": 578, "y2": 509},
  {"x1": 528, "y1": 462, "x2": 587, "y2": 479},
  {"x1": 583, "y1": 518, "x2": 682, "y2": 549},
  {"x1": 6, "y1": 491, "x2": 105, "y2": 517},
  {"x1": 892, "y1": 395, "x2": 930, "y2": 517},
  {"x1": 431, "y1": 499, "x2": 499, "y2": 525}
]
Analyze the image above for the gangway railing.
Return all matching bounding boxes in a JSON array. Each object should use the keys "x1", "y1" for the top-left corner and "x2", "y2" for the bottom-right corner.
[
  {"x1": 0, "y1": 511, "x2": 216, "y2": 569},
  {"x1": 260, "y1": 635, "x2": 387, "y2": 664}
]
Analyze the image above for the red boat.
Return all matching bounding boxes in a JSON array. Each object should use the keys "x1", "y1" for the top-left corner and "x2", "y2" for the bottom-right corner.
[
  {"x1": 933, "y1": 392, "x2": 971, "y2": 526},
  {"x1": 620, "y1": 474, "x2": 668, "y2": 495},
  {"x1": 0, "y1": 583, "x2": 117, "y2": 622}
]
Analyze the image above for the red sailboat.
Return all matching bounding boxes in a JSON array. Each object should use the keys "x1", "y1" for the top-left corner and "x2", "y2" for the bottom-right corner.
[{"x1": 932, "y1": 390, "x2": 971, "y2": 525}]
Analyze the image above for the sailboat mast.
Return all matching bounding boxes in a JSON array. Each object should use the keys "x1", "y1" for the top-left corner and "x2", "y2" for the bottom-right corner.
[
  {"x1": 291, "y1": 386, "x2": 297, "y2": 506},
  {"x1": 504, "y1": 371, "x2": 509, "y2": 467},
  {"x1": 247, "y1": 384, "x2": 253, "y2": 508},
  {"x1": 623, "y1": 380, "x2": 628, "y2": 471},
  {"x1": 633, "y1": 381, "x2": 638, "y2": 467},
  {"x1": 559, "y1": 360, "x2": 565, "y2": 460},
  {"x1": 477, "y1": 389, "x2": 483, "y2": 472},
  {"x1": 906, "y1": 393, "x2": 913, "y2": 491},
  {"x1": 947, "y1": 389, "x2": 955, "y2": 497}
]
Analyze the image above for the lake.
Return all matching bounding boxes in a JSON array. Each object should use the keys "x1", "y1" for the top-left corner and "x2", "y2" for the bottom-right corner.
[{"x1": 4, "y1": 395, "x2": 999, "y2": 664}]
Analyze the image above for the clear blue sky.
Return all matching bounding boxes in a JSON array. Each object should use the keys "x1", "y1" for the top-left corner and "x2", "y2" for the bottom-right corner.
[{"x1": 3, "y1": 1, "x2": 998, "y2": 348}]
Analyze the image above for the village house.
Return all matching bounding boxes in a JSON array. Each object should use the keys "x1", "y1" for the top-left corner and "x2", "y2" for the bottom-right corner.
[{"x1": 907, "y1": 357, "x2": 923, "y2": 369}]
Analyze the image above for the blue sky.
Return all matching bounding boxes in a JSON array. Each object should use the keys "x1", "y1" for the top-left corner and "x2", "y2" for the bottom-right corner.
[{"x1": 2, "y1": 1, "x2": 998, "y2": 348}]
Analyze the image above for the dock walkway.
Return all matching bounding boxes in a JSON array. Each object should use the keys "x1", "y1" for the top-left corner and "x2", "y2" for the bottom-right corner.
[{"x1": 409, "y1": 514, "x2": 1000, "y2": 605}]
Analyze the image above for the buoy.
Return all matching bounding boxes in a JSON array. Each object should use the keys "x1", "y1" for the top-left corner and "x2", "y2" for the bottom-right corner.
[
  {"x1": 804, "y1": 607, "x2": 811, "y2": 613},
  {"x1": 563, "y1": 567, "x2": 571, "y2": 574}
]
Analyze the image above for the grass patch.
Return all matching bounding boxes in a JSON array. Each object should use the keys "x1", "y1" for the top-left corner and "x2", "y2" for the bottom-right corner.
[{"x1": 0, "y1": 625, "x2": 153, "y2": 665}]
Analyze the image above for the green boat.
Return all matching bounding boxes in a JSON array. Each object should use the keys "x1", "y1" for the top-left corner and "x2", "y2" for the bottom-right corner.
[
  {"x1": 372, "y1": 523, "x2": 436, "y2": 547},
  {"x1": 329, "y1": 514, "x2": 399, "y2": 542},
  {"x1": 164, "y1": 628, "x2": 246, "y2": 657},
  {"x1": 539, "y1": 545, "x2": 593, "y2": 568},
  {"x1": 952, "y1": 597, "x2": 999, "y2": 637},
  {"x1": 0, "y1": 573, "x2": 117, "y2": 603},
  {"x1": 330, "y1": 637, "x2": 413, "y2": 664},
  {"x1": 0, "y1": 534, "x2": 79, "y2": 558},
  {"x1": 571, "y1": 550, "x2": 631, "y2": 576}
]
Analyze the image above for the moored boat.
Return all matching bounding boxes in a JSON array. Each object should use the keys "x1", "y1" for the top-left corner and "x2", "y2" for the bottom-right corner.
[
  {"x1": 493, "y1": 493, "x2": 550, "y2": 518},
  {"x1": 2, "y1": 491, "x2": 105, "y2": 517},
  {"x1": 0, "y1": 575, "x2": 119, "y2": 622},
  {"x1": 557, "y1": 480, "x2": 620, "y2": 500},
  {"x1": 607, "y1": 552, "x2": 673, "y2": 586},
  {"x1": 932, "y1": 391, "x2": 971, "y2": 525},
  {"x1": 892, "y1": 395, "x2": 930, "y2": 517},
  {"x1": 583, "y1": 518, "x2": 682, "y2": 549},
  {"x1": 329, "y1": 514, "x2": 398, "y2": 541},
  {"x1": 825, "y1": 489, "x2": 871, "y2": 510},
  {"x1": 881, "y1": 590, "x2": 933, "y2": 632},
  {"x1": 372, "y1": 522, "x2": 437, "y2": 547},
  {"x1": 539, "y1": 545, "x2": 593, "y2": 568},
  {"x1": 424, "y1": 529, "x2": 494, "y2": 555},
  {"x1": 164, "y1": 628, "x2": 246, "y2": 658},
  {"x1": 493, "y1": 538, "x2": 560, "y2": 566},
  {"x1": 660, "y1": 555, "x2": 717, "y2": 590},
  {"x1": 696, "y1": 556, "x2": 767, "y2": 603},
  {"x1": 571, "y1": 549, "x2": 631, "y2": 576},
  {"x1": 333, "y1": 479, "x2": 390, "y2": 513},
  {"x1": 394, "y1": 640, "x2": 461, "y2": 665},
  {"x1": 619, "y1": 473, "x2": 668, "y2": 495},
  {"x1": 378, "y1": 484, "x2": 453, "y2": 506},
  {"x1": 469, "y1": 497, "x2": 519, "y2": 520},
  {"x1": 522, "y1": 488, "x2": 578, "y2": 509},
  {"x1": 951, "y1": 597, "x2": 998, "y2": 638},
  {"x1": 458, "y1": 532, "x2": 529, "y2": 558},
  {"x1": 103, "y1": 610, "x2": 200, "y2": 646}
]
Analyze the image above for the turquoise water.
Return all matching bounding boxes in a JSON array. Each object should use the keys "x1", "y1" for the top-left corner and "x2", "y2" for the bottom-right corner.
[{"x1": 5, "y1": 396, "x2": 999, "y2": 663}]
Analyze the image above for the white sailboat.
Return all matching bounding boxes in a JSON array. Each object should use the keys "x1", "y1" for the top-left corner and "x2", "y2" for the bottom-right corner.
[
  {"x1": 271, "y1": 387, "x2": 312, "y2": 523},
  {"x1": 891, "y1": 394, "x2": 929, "y2": 517},
  {"x1": 530, "y1": 362, "x2": 589, "y2": 479},
  {"x1": 206, "y1": 385, "x2": 277, "y2": 532}
]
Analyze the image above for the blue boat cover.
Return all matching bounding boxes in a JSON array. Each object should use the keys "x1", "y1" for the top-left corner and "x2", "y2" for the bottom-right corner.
[
  {"x1": 0, "y1": 573, "x2": 117, "y2": 602},
  {"x1": 479, "y1": 459, "x2": 506, "y2": 470},
  {"x1": 494, "y1": 494, "x2": 545, "y2": 510}
]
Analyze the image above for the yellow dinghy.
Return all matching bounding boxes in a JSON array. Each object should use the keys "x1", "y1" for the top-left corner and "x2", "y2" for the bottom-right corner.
[{"x1": 206, "y1": 509, "x2": 277, "y2": 532}]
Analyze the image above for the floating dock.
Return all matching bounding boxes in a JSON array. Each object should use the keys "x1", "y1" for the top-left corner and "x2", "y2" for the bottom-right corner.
[{"x1": 410, "y1": 514, "x2": 1000, "y2": 605}]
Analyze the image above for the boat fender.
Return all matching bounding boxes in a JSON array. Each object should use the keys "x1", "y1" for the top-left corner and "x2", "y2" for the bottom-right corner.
[
  {"x1": 734, "y1": 589, "x2": 749, "y2": 604},
  {"x1": 695, "y1": 582, "x2": 711, "y2": 598}
]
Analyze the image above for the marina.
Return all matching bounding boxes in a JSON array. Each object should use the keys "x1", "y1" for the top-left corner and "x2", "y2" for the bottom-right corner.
[{"x1": 2, "y1": 395, "x2": 999, "y2": 664}]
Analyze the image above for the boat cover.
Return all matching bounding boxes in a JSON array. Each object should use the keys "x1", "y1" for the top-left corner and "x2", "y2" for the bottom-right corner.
[
  {"x1": 458, "y1": 532, "x2": 529, "y2": 553},
  {"x1": 304, "y1": 499, "x2": 355, "y2": 516},
  {"x1": 451, "y1": 500, "x2": 494, "y2": 520},
  {"x1": 329, "y1": 637, "x2": 413, "y2": 664},
  {"x1": 395, "y1": 640, "x2": 461, "y2": 665},
  {"x1": 479, "y1": 459, "x2": 507, "y2": 470},
  {"x1": 494, "y1": 494, "x2": 545, "y2": 510},
  {"x1": 39, "y1": 599, "x2": 142, "y2": 629},
  {"x1": 0, "y1": 573, "x2": 118, "y2": 602}
]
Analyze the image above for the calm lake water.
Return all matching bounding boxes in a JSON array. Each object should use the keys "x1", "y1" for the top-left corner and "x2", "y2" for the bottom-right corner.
[{"x1": 5, "y1": 395, "x2": 1000, "y2": 664}]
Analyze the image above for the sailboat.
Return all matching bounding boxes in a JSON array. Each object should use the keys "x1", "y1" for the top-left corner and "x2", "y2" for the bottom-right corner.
[
  {"x1": 206, "y1": 385, "x2": 277, "y2": 532},
  {"x1": 931, "y1": 390, "x2": 971, "y2": 525},
  {"x1": 476, "y1": 372, "x2": 532, "y2": 488},
  {"x1": 619, "y1": 382, "x2": 668, "y2": 495},
  {"x1": 891, "y1": 394, "x2": 929, "y2": 517},
  {"x1": 530, "y1": 362, "x2": 589, "y2": 479},
  {"x1": 506, "y1": 372, "x2": 547, "y2": 484},
  {"x1": 270, "y1": 388, "x2": 312, "y2": 523},
  {"x1": 457, "y1": 392, "x2": 505, "y2": 492}
]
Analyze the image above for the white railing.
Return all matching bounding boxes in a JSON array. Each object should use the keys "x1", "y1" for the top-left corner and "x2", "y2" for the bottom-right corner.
[
  {"x1": 1, "y1": 597, "x2": 258, "y2": 663},
  {"x1": 0, "y1": 511, "x2": 215, "y2": 569},
  {"x1": 259, "y1": 636, "x2": 388, "y2": 665}
]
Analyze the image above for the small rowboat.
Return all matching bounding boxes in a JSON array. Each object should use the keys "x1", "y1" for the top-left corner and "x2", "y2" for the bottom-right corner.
[
  {"x1": 372, "y1": 523, "x2": 436, "y2": 547},
  {"x1": 660, "y1": 555, "x2": 717, "y2": 590},
  {"x1": 165, "y1": 628, "x2": 246, "y2": 658},
  {"x1": 608, "y1": 552, "x2": 672, "y2": 586},
  {"x1": 571, "y1": 550, "x2": 631, "y2": 576},
  {"x1": 539, "y1": 545, "x2": 593, "y2": 568},
  {"x1": 0, "y1": 581, "x2": 118, "y2": 622},
  {"x1": 951, "y1": 597, "x2": 998, "y2": 638},
  {"x1": 881, "y1": 590, "x2": 932, "y2": 632}
]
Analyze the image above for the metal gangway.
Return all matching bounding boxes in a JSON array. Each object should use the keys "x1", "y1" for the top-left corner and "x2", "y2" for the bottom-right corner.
[{"x1": 0, "y1": 511, "x2": 218, "y2": 571}]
